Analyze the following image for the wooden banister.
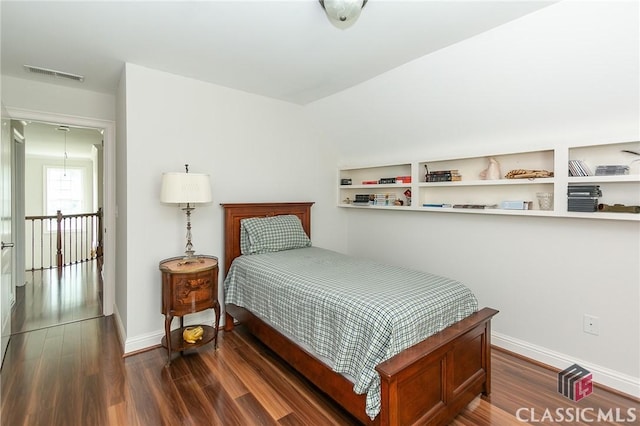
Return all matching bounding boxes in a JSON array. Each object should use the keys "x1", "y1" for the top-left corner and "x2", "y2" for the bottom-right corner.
[
  {"x1": 25, "y1": 209, "x2": 103, "y2": 271},
  {"x1": 56, "y1": 210, "x2": 63, "y2": 269}
]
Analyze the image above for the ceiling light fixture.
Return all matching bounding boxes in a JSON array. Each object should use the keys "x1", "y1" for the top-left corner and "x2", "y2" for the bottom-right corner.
[{"x1": 319, "y1": 0, "x2": 367, "y2": 29}]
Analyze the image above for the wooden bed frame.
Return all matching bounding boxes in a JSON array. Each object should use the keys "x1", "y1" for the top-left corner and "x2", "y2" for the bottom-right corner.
[{"x1": 221, "y1": 202, "x2": 498, "y2": 425}]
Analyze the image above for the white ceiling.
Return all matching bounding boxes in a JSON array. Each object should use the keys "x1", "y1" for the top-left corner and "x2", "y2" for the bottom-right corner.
[
  {"x1": 24, "y1": 122, "x2": 103, "y2": 159},
  {"x1": 1, "y1": 0, "x2": 554, "y2": 105}
]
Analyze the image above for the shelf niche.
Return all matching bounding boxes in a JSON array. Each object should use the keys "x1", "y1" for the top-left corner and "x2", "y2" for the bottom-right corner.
[{"x1": 338, "y1": 142, "x2": 639, "y2": 221}]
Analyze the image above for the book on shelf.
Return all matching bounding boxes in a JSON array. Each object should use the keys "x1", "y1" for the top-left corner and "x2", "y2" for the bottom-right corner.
[
  {"x1": 423, "y1": 203, "x2": 453, "y2": 208},
  {"x1": 373, "y1": 193, "x2": 396, "y2": 206},
  {"x1": 567, "y1": 184, "x2": 601, "y2": 212},
  {"x1": 567, "y1": 185, "x2": 602, "y2": 197},
  {"x1": 594, "y1": 165, "x2": 630, "y2": 176},
  {"x1": 501, "y1": 201, "x2": 533, "y2": 210},
  {"x1": 426, "y1": 170, "x2": 462, "y2": 182},
  {"x1": 568, "y1": 160, "x2": 592, "y2": 177},
  {"x1": 568, "y1": 199, "x2": 599, "y2": 212},
  {"x1": 452, "y1": 204, "x2": 498, "y2": 209},
  {"x1": 429, "y1": 169, "x2": 459, "y2": 175},
  {"x1": 378, "y1": 177, "x2": 396, "y2": 184},
  {"x1": 567, "y1": 185, "x2": 601, "y2": 190},
  {"x1": 353, "y1": 194, "x2": 372, "y2": 205}
]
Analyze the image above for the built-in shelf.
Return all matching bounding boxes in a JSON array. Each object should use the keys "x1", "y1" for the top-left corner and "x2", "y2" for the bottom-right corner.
[
  {"x1": 418, "y1": 178, "x2": 554, "y2": 188},
  {"x1": 341, "y1": 183, "x2": 411, "y2": 189},
  {"x1": 338, "y1": 141, "x2": 640, "y2": 222},
  {"x1": 567, "y1": 175, "x2": 639, "y2": 184}
]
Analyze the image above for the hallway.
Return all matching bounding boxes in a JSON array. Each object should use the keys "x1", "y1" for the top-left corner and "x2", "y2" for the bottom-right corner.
[{"x1": 11, "y1": 261, "x2": 103, "y2": 334}]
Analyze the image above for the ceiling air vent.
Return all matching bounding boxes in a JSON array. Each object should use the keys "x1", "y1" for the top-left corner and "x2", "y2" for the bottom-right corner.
[{"x1": 24, "y1": 65, "x2": 84, "y2": 82}]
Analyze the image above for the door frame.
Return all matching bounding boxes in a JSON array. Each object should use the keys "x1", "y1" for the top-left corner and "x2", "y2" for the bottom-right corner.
[
  {"x1": 12, "y1": 122, "x2": 25, "y2": 291},
  {"x1": 1, "y1": 113, "x2": 14, "y2": 362},
  {"x1": 6, "y1": 107, "x2": 115, "y2": 317}
]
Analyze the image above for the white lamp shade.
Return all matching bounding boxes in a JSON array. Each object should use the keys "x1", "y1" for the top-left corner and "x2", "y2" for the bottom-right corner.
[{"x1": 160, "y1": 172, "x2": 212, "y2": 204}]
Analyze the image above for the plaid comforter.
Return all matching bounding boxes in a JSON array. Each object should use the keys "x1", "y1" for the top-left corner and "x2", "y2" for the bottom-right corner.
[{"x1": 224, "y1": 247, "x2": 478, "y2": 419}]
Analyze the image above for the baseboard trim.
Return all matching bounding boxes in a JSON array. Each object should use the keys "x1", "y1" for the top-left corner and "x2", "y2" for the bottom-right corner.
[
  {"x1": 120, "y1": 310, "x2": 217, "y2": 355},
  {"x1": 123, "y1": 330, "x2": 165, "y2": 355},
  {"x1": 112, "y1": 304, "x2": 127, "y2": 353},
  {"x1": 493, "y1": 331, "x2": 640, "y2": 399},
  {"x1": 111, "y1": 303, "x2": 163, "y2": 354}
]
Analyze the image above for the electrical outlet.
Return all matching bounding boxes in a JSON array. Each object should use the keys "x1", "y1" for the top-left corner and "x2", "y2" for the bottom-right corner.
[{"x1": 583, "y1": 314, "x2": 599, "y2": 335}]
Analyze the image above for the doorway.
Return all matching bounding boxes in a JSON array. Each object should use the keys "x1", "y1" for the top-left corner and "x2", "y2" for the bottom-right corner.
[
  {"x1": 4, "y1": 108, "x2": 115, "y2": 334},
  {"x1": 12, "y1": 121, "x2": 105, "y2": 333}
]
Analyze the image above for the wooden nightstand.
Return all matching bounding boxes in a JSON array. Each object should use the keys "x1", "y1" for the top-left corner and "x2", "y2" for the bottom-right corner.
[{"x1": 159, "y1": 255, "x2": 220, "y2": 364}]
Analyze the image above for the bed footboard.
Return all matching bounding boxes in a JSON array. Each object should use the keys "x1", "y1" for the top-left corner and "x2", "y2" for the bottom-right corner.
[
  {"x1": 375, "y1": 307, "x2": 498, "y2": 425},
  {"x1": 225, "y1": 304, "x2": 498, "y2": 425}
]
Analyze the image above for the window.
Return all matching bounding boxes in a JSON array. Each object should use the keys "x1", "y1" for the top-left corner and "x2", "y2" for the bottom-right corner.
[{"x1": 45, "y1": 167, "x2": 84, "y2": 216}]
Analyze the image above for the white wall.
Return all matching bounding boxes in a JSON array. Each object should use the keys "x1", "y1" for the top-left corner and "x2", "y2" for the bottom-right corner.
[
  {"x1": 308, "y1": 1, "x2": 638, "y2": 162},
  {"x1": 306, "y1": 0, "x2": 640, "y2": 395},
  {"x1": 1, "y1": 76, "x2": 116, "y2": 121},
  {"x1": 118, "y1": 64, "x2": 344, "y2": 352}
]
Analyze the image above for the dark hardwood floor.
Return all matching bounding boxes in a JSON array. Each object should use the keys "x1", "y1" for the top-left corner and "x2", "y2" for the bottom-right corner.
[
  {"x1": 11, "y1": 261, "x2": 103, "y2": 334},
  {"x1": 1, "y1": 315, "x2": 638, "y2": 425}
]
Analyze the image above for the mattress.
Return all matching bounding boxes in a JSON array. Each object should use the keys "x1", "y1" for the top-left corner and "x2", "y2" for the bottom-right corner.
[{"x1": 224, "y1": 246, "x2": 478, "y2": 419}]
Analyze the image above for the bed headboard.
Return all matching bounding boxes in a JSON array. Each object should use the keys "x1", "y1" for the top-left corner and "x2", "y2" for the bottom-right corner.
[{"x1": 220, "y1": 202, "x2": 314, "y2": 274}]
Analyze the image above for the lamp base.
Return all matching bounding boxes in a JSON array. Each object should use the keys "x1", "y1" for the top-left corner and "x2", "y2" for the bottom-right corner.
[
  {"x1": 177, "y1": 206, "x2": 205, "y2": 265},
  {"x1": 177, "y1": 251, "x2": 204, "y2": 265}
]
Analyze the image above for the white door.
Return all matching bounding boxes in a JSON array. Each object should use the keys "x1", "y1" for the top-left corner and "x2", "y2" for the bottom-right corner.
[{"x1": 0, "y1": 114, "x2": 14, "y2": 362}]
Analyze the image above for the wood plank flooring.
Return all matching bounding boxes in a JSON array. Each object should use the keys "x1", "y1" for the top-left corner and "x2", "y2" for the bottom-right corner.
[
  {"x1": 1, "y1": 316, "x2": 638, "y2": 425},
  {"x1": 11, "y1": 261, "x2": 103, "y2": 334}
]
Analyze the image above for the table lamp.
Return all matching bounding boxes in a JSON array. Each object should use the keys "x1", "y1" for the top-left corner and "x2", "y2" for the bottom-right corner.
[{"x1": 160, "y1": 164, "x2": 212, "y2": 263}]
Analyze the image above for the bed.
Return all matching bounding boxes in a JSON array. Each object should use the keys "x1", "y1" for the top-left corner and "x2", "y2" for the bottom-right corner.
[{"x1": 221, "y1": 202, "x2": 498, "y2": 425}]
